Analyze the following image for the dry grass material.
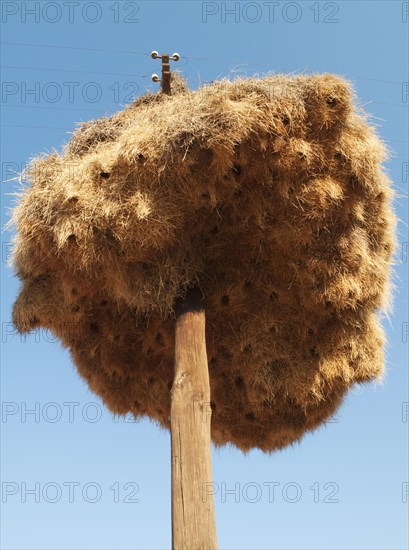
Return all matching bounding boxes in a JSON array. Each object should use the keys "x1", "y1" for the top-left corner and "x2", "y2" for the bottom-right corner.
[{"x1": 9, "y1": 72, "x2": 396, "y2": 452}]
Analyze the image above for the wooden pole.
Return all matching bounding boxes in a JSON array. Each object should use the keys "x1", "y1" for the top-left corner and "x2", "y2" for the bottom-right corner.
[
  {"x1": 171, "y1": 287, "x2": 218, "y2": 549},
  {"x1": 161, "y1": 53, "x2": 171, "y2": 95}
]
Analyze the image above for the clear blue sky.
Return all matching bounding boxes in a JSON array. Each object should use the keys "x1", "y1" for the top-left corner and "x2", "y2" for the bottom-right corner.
[{"x1": 1, "y1": 1, "x2": 408, "y2": 549}]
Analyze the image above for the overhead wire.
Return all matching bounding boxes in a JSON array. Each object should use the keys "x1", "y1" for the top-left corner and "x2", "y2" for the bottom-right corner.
[
  {"x1": 1, "y1": 64, "x2": 150, "y2": 78},
  {"x1": 1, "y1": 41, "x2": 404, "y2": 86},
  {"x1": 1, "y1": 41, "x2": 407, "y2": 133},
  {"x1": 0, "y1": 41, "x2": 150, "y2": 56}
]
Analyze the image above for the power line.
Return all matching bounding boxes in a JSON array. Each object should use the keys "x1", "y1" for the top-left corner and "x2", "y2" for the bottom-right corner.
[
  {"x1": 360, "y1": 100, "x2": 407, "y2": 108},
  {"x1": 175, "y1": 56, "x2": 404, "y2": 86},
  {"x1": 350, "y1": 76, "x2": 403, "y2": 85},
  {"x1": 1, "y1": 66, "x2": 405, "y2": 107},
  {"x1": 1, "y1": 64, "x2": 149, "y2": 78},
  {"x1": 2, "y1": 104, "x2": 108, "y2": 113},
  {"x1": 1, "y1": 44, "x2": 405, "y2": 114},
  {"x1": 1, "y1": 41, "x2": 403, "y2": 86},
  {"x1": 1, "y1": 123, "x2": 70, "y2": 130},
  {"x1": 0, "y1": 41, "x2": 150, "y2": 56}
]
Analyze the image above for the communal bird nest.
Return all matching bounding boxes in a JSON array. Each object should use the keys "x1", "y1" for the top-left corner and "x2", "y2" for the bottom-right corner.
[{"x1": 10, "y1": 73, "x2": 396, "y2": 452}]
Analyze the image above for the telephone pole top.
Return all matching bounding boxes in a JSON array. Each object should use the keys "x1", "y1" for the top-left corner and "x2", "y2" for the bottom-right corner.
[{"x1": 151, "y1": 51, "x2": 180, "y2": 95}]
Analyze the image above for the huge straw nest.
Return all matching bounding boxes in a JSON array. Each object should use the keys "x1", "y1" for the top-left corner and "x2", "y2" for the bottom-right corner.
[{"x1": 9, "y1": 73, "x2": 396, "y2": 451}]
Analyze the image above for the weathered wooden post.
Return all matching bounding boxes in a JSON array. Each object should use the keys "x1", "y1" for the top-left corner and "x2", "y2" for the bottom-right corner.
[
  {"x1": 152, "y1": 52, "x2": 217, "y2": 547},
  {"x1": 172, "y1": 287, "x2": 217, "y2": 549}
]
